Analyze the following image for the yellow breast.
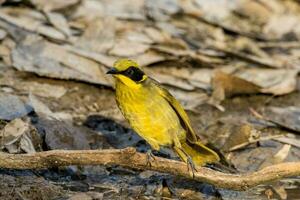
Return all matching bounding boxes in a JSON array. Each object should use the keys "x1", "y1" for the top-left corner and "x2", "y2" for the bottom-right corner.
[{"x1": 115, "y1": 80, "x2": 185, "y2": 148}]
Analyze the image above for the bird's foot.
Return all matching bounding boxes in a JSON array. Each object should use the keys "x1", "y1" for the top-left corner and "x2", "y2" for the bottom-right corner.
[
  {"x1": 187, "y1": 156, "x2": 197, "y2": 178},
  {"x1": 146, "y1": 149, "x2": 156, "y2": 167}
]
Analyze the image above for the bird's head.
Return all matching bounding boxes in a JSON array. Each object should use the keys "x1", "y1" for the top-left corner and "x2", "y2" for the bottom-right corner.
[{"x1": 106, "y1": 59, "x2": 147, "y2": 88}]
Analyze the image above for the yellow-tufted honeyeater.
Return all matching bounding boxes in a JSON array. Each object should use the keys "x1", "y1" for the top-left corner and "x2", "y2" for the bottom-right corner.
[{"x1": 107, "y1": 59, "x2": 220, "y2": 170}]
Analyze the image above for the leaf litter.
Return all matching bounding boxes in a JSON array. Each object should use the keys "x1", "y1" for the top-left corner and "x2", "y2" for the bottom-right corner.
[{"x1": 0, "y1": 0, "x2": 300, "y2": 199}]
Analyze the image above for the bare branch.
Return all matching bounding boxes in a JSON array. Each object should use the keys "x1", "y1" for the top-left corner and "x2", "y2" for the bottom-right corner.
[{"x1": 0, "y1": 148, "x2": 299, "y2": 190}]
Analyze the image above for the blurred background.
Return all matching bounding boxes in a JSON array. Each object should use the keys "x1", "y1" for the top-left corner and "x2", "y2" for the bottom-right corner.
[{"x1": 0, "y1": 0, "x2": 299, "y2": 199}]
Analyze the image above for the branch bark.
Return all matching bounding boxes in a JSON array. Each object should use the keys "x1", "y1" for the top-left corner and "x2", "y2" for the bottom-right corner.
[{"x1": 0, "y1": 147, "x2": 299, "y2": 190}]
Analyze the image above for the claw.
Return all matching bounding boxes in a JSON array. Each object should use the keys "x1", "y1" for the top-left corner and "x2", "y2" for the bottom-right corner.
[
  {"x1": 186, "y1": 156, "x2": 197, "y2": 178},
  {"x1": 146, "y1": 149, "x2": 155, "y2": 167}
]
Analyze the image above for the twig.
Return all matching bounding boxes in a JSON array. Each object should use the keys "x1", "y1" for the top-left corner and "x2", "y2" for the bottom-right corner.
[
  {"x1": 257, "y1": 41, "x2": 300, "y2": 49},
  {"x1": 0, "y1": 148, "x2": 299, "y2": 191},
  {"x1": 228, "y1": 135, "x2": 284, "y2": 152}
]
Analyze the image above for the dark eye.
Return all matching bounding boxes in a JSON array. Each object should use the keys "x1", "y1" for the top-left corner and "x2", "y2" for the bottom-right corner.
[
  {"x1": 125, "y1": 67, "x2": 135, "y2": 76},
  {"x1": 122, "y1": 66, "x2": 145, "y2": 82}
]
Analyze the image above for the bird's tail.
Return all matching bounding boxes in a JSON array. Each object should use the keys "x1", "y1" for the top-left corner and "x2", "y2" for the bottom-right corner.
[{"x1": 175, "y1": 140, "x2": 220, "y2": 166}]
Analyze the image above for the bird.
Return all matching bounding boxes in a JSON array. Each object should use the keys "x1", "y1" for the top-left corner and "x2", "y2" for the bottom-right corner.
[{"x1": 107, "y1": 58, "x2": 220, "y2": 171}]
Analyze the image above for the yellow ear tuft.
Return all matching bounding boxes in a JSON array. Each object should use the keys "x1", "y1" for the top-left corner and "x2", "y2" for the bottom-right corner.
[{"x1": 113, "y1": 59, "x2": 139, "y2": 72}]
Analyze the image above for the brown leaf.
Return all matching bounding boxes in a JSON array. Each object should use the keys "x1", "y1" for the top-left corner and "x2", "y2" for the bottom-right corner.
[
  {"x1": 211, "y1": 70, "x2": 261, "y2": 102},
  {"x1": 211, "y1": 68, "x2": 298, "y2": 102}
]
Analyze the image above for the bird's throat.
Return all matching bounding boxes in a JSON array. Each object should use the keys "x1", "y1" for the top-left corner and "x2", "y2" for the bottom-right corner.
[{"x1": 115, "y1": 75, "x2": 142, "y2": 89}]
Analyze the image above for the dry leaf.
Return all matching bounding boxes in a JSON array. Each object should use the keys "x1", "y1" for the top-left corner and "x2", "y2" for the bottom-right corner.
[
  {"x1": 0, "y1": 118, "x2": 38, "y2": 153},
  {"x1": 264, "y1": 107, "x2": 300, "y2": 133},
  {"x1": 29, "y1": 94, "x2": 72, "y2": 122},
  {"x1": 263, "y1": 15, "x2": 300, "y2": 40},
  {"x1": 0, "y1": 28, "x2": 7, "y2": 40},
  {"x1": 0, "y1": 119, "x2": 29, "y2": 149},
  {"x1": 259, "y1": 144, "x2": 291, "y2": 169},
  {"x1": 235, "y1": 0, "x2": 272, "y2": 25},
  {"x1": 274, "y1": 134, "x2": 300, "y2": 148},
  {"x1": 211, "y1": 68, "x2": 298, "y2": 102},
  {"x1": 0, "y1": 93, "x2": 32, "y2": 120},
  {"x1": 109, "y1": 40, "x2": 150, "y2": 57},
  {"x1": 30, "y1": 0, "x2": 80, "y2": 12},
  {"x1": 235, "y1": 69, "x2": 298, "y2": 95},
  {"x1": 0, "y1": 7, "x2": 67, "y2": 41},
  {"x1": 146, "y1": 0, "x2": 180, "y2": 21},
  {"x1": 44, "y1": 12, "x2": 72, "y2": 38},
  {"x1": 76, "y1": 17, "x2": 116, "y2": 53},
  {"x1": 167, "y1": 88, "x2": 209, "y2": 110},
  {"x1": 100, "y1": 0, "x2": 146, "y2": 20},
  {"x1": 12, "y1": 35, "x2": 111, "y2": 86},
  {"x1": 21, "y1": 82, "x2": 67, "y2": 99},
  {"x1": 211, "y1": 70, "x2": 261, "y2": 102}
]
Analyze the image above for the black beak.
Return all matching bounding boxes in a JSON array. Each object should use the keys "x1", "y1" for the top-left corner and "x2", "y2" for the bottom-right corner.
[{"x1": 106, "y1": 68, "x2": 118, "y2": 75}]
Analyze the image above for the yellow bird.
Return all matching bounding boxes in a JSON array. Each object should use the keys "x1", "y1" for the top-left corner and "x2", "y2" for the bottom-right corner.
[{"x1": 107, "y1": 59, "x2": 219, "y2": 169}]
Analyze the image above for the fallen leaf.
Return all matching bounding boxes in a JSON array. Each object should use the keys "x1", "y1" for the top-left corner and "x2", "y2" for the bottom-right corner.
[
  {"x1": 41, "y1": 118, "x2": 94, "y2": 150},
  {"x1": 29, "y1": 94, "x2": 58, "y2": 120},
  {"x1": 150, "y1": 72, "x2": 195, "y2": 91},
  {"x1": 0, "y1": 118, "x2": 40, "y2": 153},
  {"x1": 30, "y1": 0, "x2": 80, "y2": 12},
  {"x1": 222, "y1": 124, "x2": 259, "y2": 152},
  {"x1": 76, "y1": 17, "x2": 116, "y2": 53},
  {"x1": 146, "y1": 0, "x2": 180, "y2": 21},
  {"x1": 259, "y1": 144, "x2": 291, "y2": 169},
  {"x1": 236, "y1": 69, "x2": 298, "y2": 95},
  {"x1": 0, "y1": 28, "x2": 7, "y2": 40},
  {"x1": 0, "y1": 37, "x2": 15, "y2": 66},
  {"x1": 147, "y1": 65, "x2": 214, "y2": 91},
  {"x1": 274, "y1": 134, "x2": 300, "y2": 148},
  {"x1": 44, "y1": 12, "x2": 72, "y2": 38},
  {"x1": 167, "y1": 88, "x2": 209, "y2": 110},
  {"x1": 0, "y1": 7, "x2": 67, "y2": 41},
  {"x1": 211, "y1": 70, "x2": 261, "y2": 102},
  {"x1": 235, "y1": 0, "x2": 272, "y2": 25},
  {"x1": 264, "y1": 106, "x2": 300, "y2": 133},
  {"x1": 272, "y1": 184, "x2": 287, "y2": 200},
  {"x1": 12, "y1": 35, "x2": 111, "y2": 86},
  {"x1": 15, "y1": 82, "x2": 67, "y2": 99},
  {"x1": 70, "y1": 0, "x2": 104, "y2": 20},
  {"x1": 211, "y1": 68, "x2": 298, "y2": 102},
  {"x1": 29, "y1": 94, "x2": 72, "y2": 122},
  {"x1": 29, "y1": 95, "x2": 109, "y2": 150},
  {"x1": 0, "y1": 93, "x2": 32, "y2": 120},
  {"x1": 101, "y1": 0, "x2": 146, "y2": 20},
  {"x1": 132, "y1": 50, "x2": 167, "y2": 66},
  {"x1": 0, "y1": 119, "x2": 28, "y2": 149},
  {"x1": 109, "y1": 40, "x2": 150, "y2": 57},
  {"x1": 263, "y1": 14, "x2": 300, "y2": 40}
]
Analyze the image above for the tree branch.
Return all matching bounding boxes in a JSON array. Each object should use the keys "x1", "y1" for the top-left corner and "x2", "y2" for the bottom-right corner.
[{"x1": 0, "y1": 147, "x2": 299, "y2": 190}]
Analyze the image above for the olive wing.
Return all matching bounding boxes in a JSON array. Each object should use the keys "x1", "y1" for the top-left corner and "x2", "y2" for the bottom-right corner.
[{"x1": 150, "y1": 79, "x2": 198, "y2": 143}]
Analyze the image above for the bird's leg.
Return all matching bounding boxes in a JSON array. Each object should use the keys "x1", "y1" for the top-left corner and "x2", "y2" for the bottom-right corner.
[
  {"x1": 186, "y1": 155, "x2": 197, "y2": 178},
  {"x1": 173, "y1": 146, "x2": 197, "y2": 178},
  {"x1": 180, "y1": 149, "x2": 197, "y2": 178},
  {"x1": 146, "y1": 149, "x2": 156, "y2": 167},
  {"x1": 145, "y1": 141, "x2": 160, "y2": 167}
]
